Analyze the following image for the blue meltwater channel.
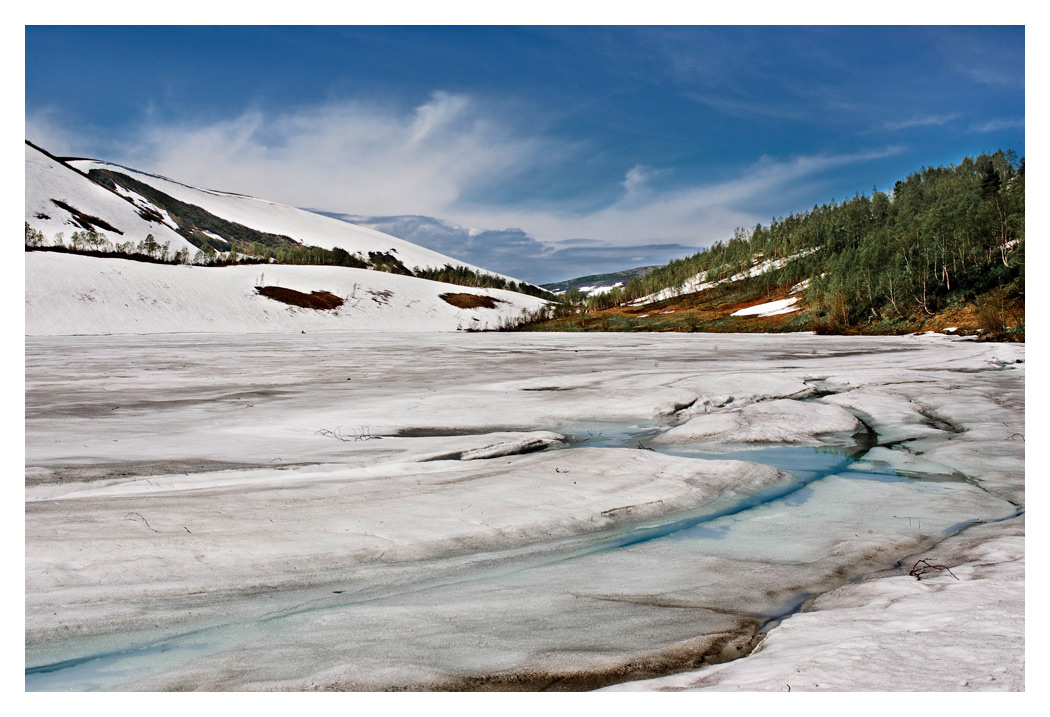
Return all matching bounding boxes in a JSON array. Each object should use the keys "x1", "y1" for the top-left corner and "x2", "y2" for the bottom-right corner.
[{"x1": 572, "y1": 441, "x2": 906, "y2": 555}]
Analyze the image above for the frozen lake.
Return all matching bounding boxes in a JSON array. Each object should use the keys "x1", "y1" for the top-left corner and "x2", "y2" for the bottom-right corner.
[{"x1": 24, "y1": 332, "x2": 1025, "y2": 691}]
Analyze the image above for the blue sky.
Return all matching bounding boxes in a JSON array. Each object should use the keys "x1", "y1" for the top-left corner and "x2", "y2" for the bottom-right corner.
[{"x1": 26, "y1": 26, "x2": 1025, "y2": 283}]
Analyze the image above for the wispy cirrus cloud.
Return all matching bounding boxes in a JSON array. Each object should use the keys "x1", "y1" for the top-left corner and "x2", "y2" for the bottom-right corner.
[
  {"x1": 932, "y1": 28, "x2": 1025, "y2": 92},
  {"x1": 959, "y1": 65, "x2": 1023, "y2": 90},
  {"x1": 970, "y1": 117, "x2": 1025, "y2": 133},
  {"x1": 684, "y1": 90, "x2": 821, "y2": 124},
  {"x1": 880, "y1": 114, "x2": 960, "y2": 132}
]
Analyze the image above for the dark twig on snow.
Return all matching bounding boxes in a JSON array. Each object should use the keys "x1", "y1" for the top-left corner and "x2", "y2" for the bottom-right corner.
[
  {"x1": 124, "y1": 512, "x2": 159, "y2": 533},
  {"x1": 315, "y1": 426, "x2": 380, "y2": 442},
  {"x1": 908, "y1": 558, "x2": 959, "y2": 581}
]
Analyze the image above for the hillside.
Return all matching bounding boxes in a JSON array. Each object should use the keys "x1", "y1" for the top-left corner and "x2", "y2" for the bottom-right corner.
[
  {"x1": 524, "y1": 151, "x2": 1025, "y2": 340},
  {"x1": 540, "y1": 266, "x2": 660, "y2": 296},
  {"x1": 25, "y1": 143, "x2": 197, "y2": 258},
  {"x1": 25, "y1": 142, "x2": 549, "y2": 335}
]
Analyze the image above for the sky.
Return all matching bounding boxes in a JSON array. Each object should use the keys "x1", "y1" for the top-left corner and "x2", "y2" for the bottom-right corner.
[{"x1": 25, "y1": 25, "x2": 1026, "y2": 284}]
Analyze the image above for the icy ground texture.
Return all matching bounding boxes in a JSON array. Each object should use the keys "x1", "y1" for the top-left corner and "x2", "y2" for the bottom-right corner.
[
  {"x1": 24, "y1": 333, "x2": 1024, "y2": 691},
  {"x1": 605, "y1": 519, "x2": 1024, "y2": 691}
]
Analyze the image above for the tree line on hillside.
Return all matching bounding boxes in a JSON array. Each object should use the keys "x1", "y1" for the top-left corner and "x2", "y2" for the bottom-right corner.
[
  {"x1": 577, "y1": 151, "x2": 1024, "y2": 330},
  {"x1": 414, "y1": 264, "x2": 551, "y2": 299},
  {"x1": 26, "y1": 224, "x2": 272, "y2": 266}
]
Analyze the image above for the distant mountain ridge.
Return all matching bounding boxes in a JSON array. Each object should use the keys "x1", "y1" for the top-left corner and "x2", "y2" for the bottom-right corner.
[{"x1": 541, "y1": 266, "x2": 660, "y2": 295}]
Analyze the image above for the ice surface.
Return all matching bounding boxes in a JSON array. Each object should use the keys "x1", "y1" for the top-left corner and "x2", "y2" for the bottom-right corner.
[
  {"x1": 650, "y1": 398, "x2": 860, "y2": 446},
  {"x1": 24, "y1": 332, "x2": 1024, "y2": 690},
  {"x1": 605, "y1": 517, "x2": 1025, "y2": 691}
]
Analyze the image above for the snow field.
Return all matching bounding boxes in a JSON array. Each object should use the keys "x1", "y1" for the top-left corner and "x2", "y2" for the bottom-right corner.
[{"x1": 26, "y1": 252, "x2": 548, "y2": 335}]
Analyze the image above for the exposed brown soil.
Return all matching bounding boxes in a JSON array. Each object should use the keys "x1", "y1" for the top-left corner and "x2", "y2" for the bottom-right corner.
[
  {"x1": 440, "y1": 292, "x2": 505, "y2": 309},
  {"x1": 525, "y1": 278, "x2": 1023, "y2": 341},
  {"x1": 308, "y1": 623, "x2": 762, "y2": 692},
  {"x1": 255, "y1": 286, "x2": 344, "y2": 310}
]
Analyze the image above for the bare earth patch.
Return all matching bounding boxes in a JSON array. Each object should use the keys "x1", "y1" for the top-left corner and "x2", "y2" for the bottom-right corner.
[
  {"x1": 440, "y1": 292, "x2": 505, "y2": 309},
  {"x1": 255, "y1": 286, "x2": 344, "y2": 310}
]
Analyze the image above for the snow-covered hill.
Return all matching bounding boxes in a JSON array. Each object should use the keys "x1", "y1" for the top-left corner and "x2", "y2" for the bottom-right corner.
[
  {"x1": 25, "y1": 142, "x2": 549, "y2": 335},
  {"x1": 26, "y1": 252, "x2": 547, "y2": 335},
  {"x1": 67, "y1": 156, "x2": 509, "y2": 279}
]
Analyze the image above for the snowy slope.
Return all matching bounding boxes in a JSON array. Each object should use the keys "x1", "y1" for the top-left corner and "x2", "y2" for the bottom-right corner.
[
  {"x1": 26, "y1": 143, "x2": 550, "y2": 334},
  {"x1": 631, "y1": 249, "x2": 820, "y2": 306},
  {"x1": 25, "y1": 252, "x2": 548, "y2": 336},
  {"x1": 70, "y1": 158, "x2": 510, "y2": 279},
  {"x1": 25, "y1": 144, "x2": 196, "y2": 254}
]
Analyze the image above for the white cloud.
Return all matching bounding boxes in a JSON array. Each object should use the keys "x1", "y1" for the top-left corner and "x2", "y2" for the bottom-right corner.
[
  {"x1": 623, "y1": 165, "x2": 654, "y2": 193},
  {"x1": 54, "y1": 92, "x2": 552, "y2": 218},
  {"x1": 25, "y1": 109, "x2": 90, "y2": 157},
  {"x1": 621, "y1": 164, "x2": 670, "y2": 202},
  {"x1": 27, "y1": 93, "x2": 899, "y2": 258}
]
